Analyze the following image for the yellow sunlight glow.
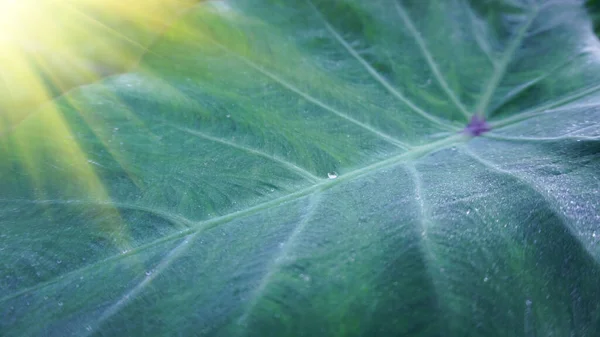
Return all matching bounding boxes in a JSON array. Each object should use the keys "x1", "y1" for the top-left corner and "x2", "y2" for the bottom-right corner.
[{"x1": 1, "y1": 0, "x2": 198, "y2": 252}]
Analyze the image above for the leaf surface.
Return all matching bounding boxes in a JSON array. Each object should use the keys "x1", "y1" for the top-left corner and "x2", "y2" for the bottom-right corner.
[{"x1": 1, "y1": 0, "x2": 600, "y2": 336}]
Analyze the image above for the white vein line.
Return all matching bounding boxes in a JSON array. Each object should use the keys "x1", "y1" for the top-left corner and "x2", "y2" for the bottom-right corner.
[
  {"x1": 491, "y1": 84, "x2": 600, "y2": 128},
  {"x1": 405, "y1": 164, "x2": 445, "y2": 315},
  {"x1": 563, "y1": 124, "x2": 600, "y2": 137},
  {"x1": 170, "y1": 125, "x2": 321, "y2": 182},
  {"x1": 488, "y1": 53, "x2": 579, "y2": 116},
  {"x1": 462, "y1": 147, "x2": 552, "y2": 202},
  {"x1": 406, "y1": 164, "x2": 436, "y2": 260},
  {"x1": 484, "y1": 133, "x2": 599, "y2": 143},
  {"x1": 304, "y1": 0, "x2": 453, "y2": 129},
  {"x1": 461, "y1": 0, "x2": 496, "y2": 66},
  {"x1": 90, "y1": 190, "x2": 321, "y2": 335},
  {"x1": 83, "y1": 235, "x2": 196, "y2": 336},
  {"x1": 235, "y1": 57, "x2": 413, "y2": 150},
  {"x1": 394, "y1": 1, "x2": 470, "y2": 118},
  {"x1": 488, "y1": 75, "x2": 545, "y2": 115},
  {"x1": 461, "y1": 147, "x2": 593, "y2": 256},
  {"x1": 475, "y1": 8, "x2": 538, "y2": 116},
  {"x1": 1, "y1": 133, "x2": 466, "y2": 304},
  {"x1": 237, "y1": 193, "x2": 321, "y2": 326},
  {"x1": 491, "y1": 119, "x2": 600, "y2": 140},
  {"x1": 462, "y1": 147, "x2": 543, "y2": 198}
]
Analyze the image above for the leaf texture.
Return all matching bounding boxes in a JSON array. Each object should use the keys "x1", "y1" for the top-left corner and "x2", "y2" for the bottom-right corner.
[{"x1": 1, "y1": 0, "x2": 600, "y2": 336}]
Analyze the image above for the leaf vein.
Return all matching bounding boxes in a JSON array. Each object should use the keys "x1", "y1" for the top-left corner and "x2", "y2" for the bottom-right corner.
[
  {"x1": 394, "y1": 1, "x2": 470, "y2": 118},
  {"x1": 476, "y1": 9, "x2": 538, "y2": 116},
  {"x1": 237, "y1": 193, "x2": 321, "y2": 325},
  {"x1": 172, "y1": 124, "x2": 321, "y2": 182},
  {"x1": 223, "y1": 45, "x2": 413, "y2": 150},
  {"x1": 305, "y1": 0, "x2": 454, "y2": 129},
  {"x1": 0, "y1": 134, "x2": 465, "y2": 304}
]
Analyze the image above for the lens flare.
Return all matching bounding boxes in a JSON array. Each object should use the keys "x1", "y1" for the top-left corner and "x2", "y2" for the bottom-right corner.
[{"x1": 0, "y1": 0, "x2": 199, "y2": 252}]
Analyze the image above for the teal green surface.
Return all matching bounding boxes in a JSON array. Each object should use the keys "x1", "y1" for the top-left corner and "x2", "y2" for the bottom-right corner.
[{"x1": 2, "y1": 0, "x2": 600, "y2": 336}]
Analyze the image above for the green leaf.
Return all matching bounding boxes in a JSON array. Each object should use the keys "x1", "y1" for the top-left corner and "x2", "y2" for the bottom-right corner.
[
  {"x1": 0, "y1": 0, "x2": 198, "y2": 126},
  {"x1": 2, "y1": 0, "x2": 600, "y2": 336}
]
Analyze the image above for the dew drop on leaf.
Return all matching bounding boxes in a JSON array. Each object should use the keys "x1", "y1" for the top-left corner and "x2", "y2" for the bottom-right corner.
[{"x1": 327, "y1": 172, "x2": 338, "y2": 179}]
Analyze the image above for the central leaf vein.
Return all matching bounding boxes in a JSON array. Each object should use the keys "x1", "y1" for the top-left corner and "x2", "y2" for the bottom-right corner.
[{"x1": 0, "y1": 133, "x2": 465, "y2": 305}]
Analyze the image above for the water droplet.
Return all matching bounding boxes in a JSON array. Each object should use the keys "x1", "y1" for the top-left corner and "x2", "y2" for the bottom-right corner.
[
  {"x1": 226, "y1": 114, "x2": 231, "y2": 118},
  {"x1": 300, "y1": 274, "x2": 311, "y2": 282},
  {"x1": 56, "y1": 260, "x2": 62, "y2": 264},
  {"x1": 525, "y1": 299, "x2": 532, "y2": 306},
  {"x1": 145, "y1": 271, "x2": 152, "y2": 276},
  {"x1": 451, "y1": 146, "x2": 457, "y2": 151},
  {"x1": 58, "y1": 302, "x2": 63, "y2": 307},
  {"x1": 483, "y1": 276, "x2": 489, "y2": 282},
  {"x1": 466, "y1": 209, "x2": 471, "y2": 215},
  {"x1": 327, "y1": 172, "x2": 338, "y2": 179},
  {"x1": 85, "y1": 325, "x2": 93, "y2": 332}
]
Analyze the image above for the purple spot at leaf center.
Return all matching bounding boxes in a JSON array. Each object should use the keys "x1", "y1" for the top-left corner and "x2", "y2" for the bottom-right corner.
[{"x1": 464, "y1": 115, "x2": 491, "y2": 136}]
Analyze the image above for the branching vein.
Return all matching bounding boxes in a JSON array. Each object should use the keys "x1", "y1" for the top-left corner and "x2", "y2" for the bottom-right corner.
[
  {"x1": 171, "y1": 124, "x2": 321, "y2": 182},
  {"x1": 237, "y1": 193, "x2": 321, "y2": 326},
  {"x1": 0, "y1": 134, "x2": 465, "y2": 305},
  {"x1": 475, "y1": 9, "x2": 538, "y2": 116},
  {"x1": 305, "y1": 0, "x2": 453, "y2": 129},
  {"x1": 394, "y1": 1, "x2": 470, "y2": 118},
  {"x1": 226, "y1": 50, "x2": 413, "y2": 150}
]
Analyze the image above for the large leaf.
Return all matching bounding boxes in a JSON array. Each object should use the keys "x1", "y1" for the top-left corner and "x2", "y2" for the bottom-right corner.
[
  {"x1": 2, "y1": 0, "x2": 600, "y2": 335},
  {"x1": 0, "y1": 0, "x2": 198, "y2": 129}
]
